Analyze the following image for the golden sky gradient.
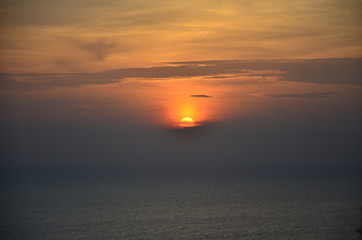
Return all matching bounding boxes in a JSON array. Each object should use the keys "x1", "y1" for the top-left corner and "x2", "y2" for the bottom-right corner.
[{"x1": 1, "y1": 0, "x2": 361, "y2": 73}]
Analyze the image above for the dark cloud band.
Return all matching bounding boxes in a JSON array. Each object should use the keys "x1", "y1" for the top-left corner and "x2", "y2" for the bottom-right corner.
[
  {"x1": 1, "y1": 58, "x2": 361, "y2": 92},
  {"x1": 189, "y1": 95, "x2": 212, "y2": 98}
]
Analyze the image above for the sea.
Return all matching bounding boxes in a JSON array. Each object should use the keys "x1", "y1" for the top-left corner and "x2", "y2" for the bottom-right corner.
[{"x1": 0, "y1": 167, "x2": 361, "y2": 240}]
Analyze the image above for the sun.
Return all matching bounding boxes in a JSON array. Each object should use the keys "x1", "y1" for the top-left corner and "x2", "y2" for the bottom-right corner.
[{"x1": 179, "y1": 117, "x2": 195, "y2": 128}]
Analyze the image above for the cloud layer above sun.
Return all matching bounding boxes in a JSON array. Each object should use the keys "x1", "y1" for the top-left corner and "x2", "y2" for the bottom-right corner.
[
  {"x1": 1, "y1": 58, "x2": 361, "y2": 92},
  {"x1": 1, "y1": 0, "x2": 361, "y2": 73}
]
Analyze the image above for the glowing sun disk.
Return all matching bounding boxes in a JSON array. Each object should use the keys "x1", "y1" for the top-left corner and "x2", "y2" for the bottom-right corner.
[{"x1": 180, "y1": 117, "x2": 195, "y2": 128}]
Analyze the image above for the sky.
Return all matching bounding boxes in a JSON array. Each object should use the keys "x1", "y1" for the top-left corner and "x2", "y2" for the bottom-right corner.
[{"x1": 0, "y1": 0, "x2": 361, "y2": 166}]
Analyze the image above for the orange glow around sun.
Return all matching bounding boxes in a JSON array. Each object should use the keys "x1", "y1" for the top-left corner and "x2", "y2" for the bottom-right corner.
[
  {"x1": 164, "y1": 93, "x2": 215, "y2": 128},
  {"x1": 179, "y1": 117, "x2": 195, "y2": 128},
  {"x1": 161, "y1": 78, "x2": 217, "y2": 128}
]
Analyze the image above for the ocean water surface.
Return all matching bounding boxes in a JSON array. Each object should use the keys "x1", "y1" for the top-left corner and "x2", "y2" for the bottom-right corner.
[{"x1": 0, "y1": 167, "x2": 361, "y2": 240}]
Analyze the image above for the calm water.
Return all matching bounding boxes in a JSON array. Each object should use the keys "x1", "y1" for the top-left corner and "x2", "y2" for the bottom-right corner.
[{"x1": 0, "y1": 167, "x2": 361, "y2": 240}]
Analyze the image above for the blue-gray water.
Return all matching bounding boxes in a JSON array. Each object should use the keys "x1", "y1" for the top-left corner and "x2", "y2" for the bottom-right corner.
[{"x1": 1, "y1": 167, "x2": 361, "y2": 240}]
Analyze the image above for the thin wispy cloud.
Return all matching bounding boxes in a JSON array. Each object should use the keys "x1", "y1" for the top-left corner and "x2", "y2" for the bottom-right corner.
[
  {"x1": 1, "y1": 58, "x2": 360, "y2": 92},
  {"x1": 268, "y1": 92, "x2": 338, "y2": 99},
  {"x1": 69, "y1": 38, "x2": 118, "y2": 61},
  {"x1": 189, "y1": 95, "x2": 212, "y2": 98}
]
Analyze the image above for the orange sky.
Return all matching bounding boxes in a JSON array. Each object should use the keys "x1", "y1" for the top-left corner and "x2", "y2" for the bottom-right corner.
[
  {"x1": 2, "y1": 60, "x2": 360, "y2": 129},
  {"x1": 1, "y1": 0, "x2": 361, "y2": 73}
]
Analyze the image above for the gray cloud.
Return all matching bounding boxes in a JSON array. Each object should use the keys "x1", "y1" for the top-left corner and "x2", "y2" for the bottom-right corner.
[
  {"x1": 268, "y1": 92, "x2": 338, "y2": 99},
  {"x1": 69, "y1": 38, "x2": 118, "y2": 61},
  {"x1": 205, "y1": 76, "x2": 230, "y2": 79},
  {"x1": 1, "y1": 58, "x2": 361, "y2": 92},
  {"x1": 189, "y1": 95, "x2": 212, "y2": 98},
  {"x1": 194, "y1": 78, "x2": 268, "y2": 87},
  {"x1": 167, "y1": 58, "x2": 362, "y2": 85}
]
